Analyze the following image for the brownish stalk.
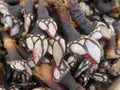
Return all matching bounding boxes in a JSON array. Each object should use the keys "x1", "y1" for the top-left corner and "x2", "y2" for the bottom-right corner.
[
  {"x1": 33, "y1": 63, "x2": 66, "y2": 90},
  {"x1": 113, "y1": 20, "x2": 120, "y2": 49},
  {"x1": 106, "y1": 35, "x2": 119, "y2": 59}
]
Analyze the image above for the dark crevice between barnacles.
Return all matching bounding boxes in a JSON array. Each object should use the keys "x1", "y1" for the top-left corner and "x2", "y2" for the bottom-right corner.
[
  {"x1": 4, "y1": 0, "x2": 20, "y2": 6},
  {"x1": 0, "y1": 60, "x2": 9, "y2": 90}
]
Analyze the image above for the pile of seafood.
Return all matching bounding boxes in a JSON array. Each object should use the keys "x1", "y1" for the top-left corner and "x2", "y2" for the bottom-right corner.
[{"x1": 0, "y1": 0, "x2": 120, "y2": 90}]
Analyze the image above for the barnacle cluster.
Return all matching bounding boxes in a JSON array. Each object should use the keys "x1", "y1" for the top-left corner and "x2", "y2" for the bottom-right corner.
[{"x1": 0, "y1": 0, "x2": 120, "y2": 90}]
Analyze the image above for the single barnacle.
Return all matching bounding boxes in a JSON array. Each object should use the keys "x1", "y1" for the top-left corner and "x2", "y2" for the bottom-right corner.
[
  {"x1": 37, "y1": 1, "x2": 57, "y2": 38},
  {"x1": 0, "y1": 1, "x2": 22, "y2": 36},
  {"x1": 48, "y1": 36, "x2": 66, "y2": 66},
  {"x1": 66, "y1": 0, "x2": 111, "y2": 40},
  {"x1": 22, "y1": 0, "x2": 35, "y2": 33},
  {"x1": 90, "y1": 72, "x2": 109, "y2": 83},
  {"x1": 0, "y1": 30, "x2": 32, "y2": 75}
]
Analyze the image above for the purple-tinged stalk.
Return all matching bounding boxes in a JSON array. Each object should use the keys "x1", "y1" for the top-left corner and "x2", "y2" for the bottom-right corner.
[
  {"x1": 22, "y1": 0, "x2": 35, "y2": 33},
  {"x1": 37, "y1": 1, "x2": 57, "y2": 38},
  {"x1": 0, "y1": 30, "x2": 32, "y2": 75},
  {"x1": 106, "y1": 35, "x2": 119, "y2": 59}
]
